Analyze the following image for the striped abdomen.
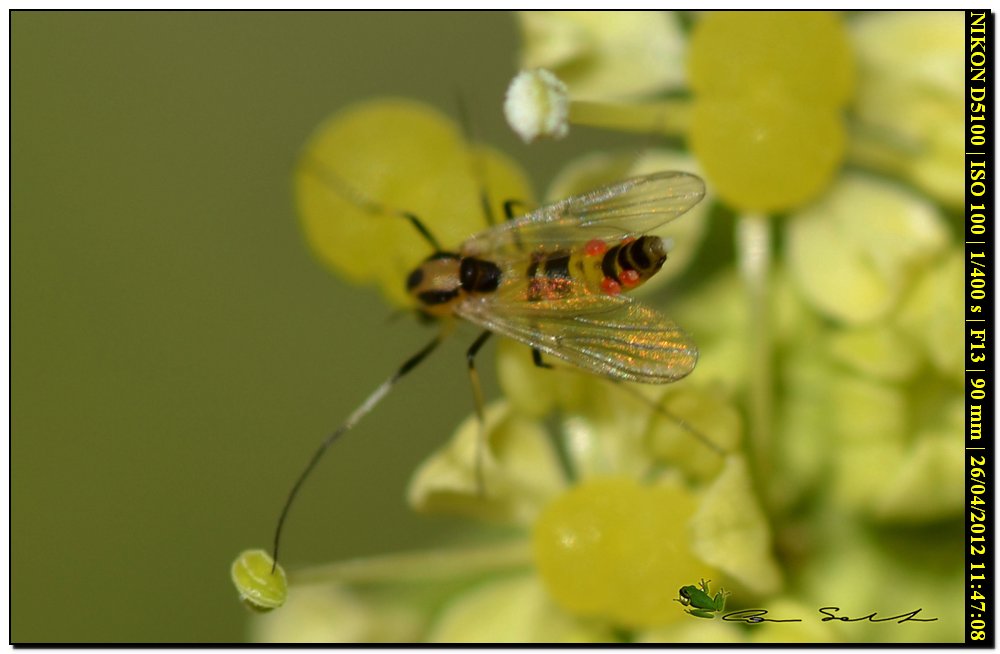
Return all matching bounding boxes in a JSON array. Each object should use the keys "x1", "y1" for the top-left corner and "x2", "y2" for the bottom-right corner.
[
  {"x1": 526, "y1": 235, "x2": 668, "y2": 301},
  {"x1": 405, "y1": 235, "x2": 667, "y2": 317}
]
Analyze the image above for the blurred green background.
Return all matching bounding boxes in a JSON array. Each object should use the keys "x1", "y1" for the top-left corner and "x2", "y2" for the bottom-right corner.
[{"x1": 12, "y1": 11, "x2": 625, "y2": 642}]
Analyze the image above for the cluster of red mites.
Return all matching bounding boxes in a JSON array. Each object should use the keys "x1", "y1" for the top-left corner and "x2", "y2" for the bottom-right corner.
[{"x1": 586, "y1": 238, "x2": 640, "y2": 296}]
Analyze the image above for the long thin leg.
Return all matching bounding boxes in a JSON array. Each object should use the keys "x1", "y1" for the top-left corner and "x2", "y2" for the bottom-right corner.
[
  {"x1": 480, "y1": 191, "x2": 497, "y2": 226},
  {"x1": 608, "y1": 380, "x2": 726, "y2": 456},
  {"x1": 532, "y1": 348, "x2": 553, "y2": 369},
  {"x1": 271, "y1": 334, "x2": 443, "y2": 569},
  {"x1": 453, "y1": 94, "x2": 532, "y2": 232},
  {"x1": 299, "y1": 155, "x2": 443, "y2": 252},
  {"x1": 503, "y1": 199, "x2": 528, "y2": 221},
  {"x1": 451, "y1": 92, "x2": 501, "y2": 229},
  {"x1": 466, "y1": 330, "x2": 493, "y2": 493},
  {"x1": 526, "y1": 357, "x2": 725, "y2": 458},
  {"x1": 503, "y1": 199, "x2": 528, "y2": 252}
]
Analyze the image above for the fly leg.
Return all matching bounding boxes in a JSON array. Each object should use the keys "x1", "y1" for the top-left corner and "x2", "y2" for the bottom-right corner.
[
  {"x1": 298, "y1": 155, "x2": 443, "y2": 252},
  {"x1": 526, "y1": 347, "x2": 577, "y2": 484},
  {"x1": 532, "y1": 348, "x2": 553, "y2": 369},
  {"x1": 608, "y1": 380, "x2": 726, "y2": 457},
  {"x1": 503, "y1": 200, "x2": 529, "y2": 221},
  {"x1": 271, "y1": 333, "x2": 443, "y2": 569},
  {"x1": 466, "y1": 330, "x2": 493, "y2": 495}
]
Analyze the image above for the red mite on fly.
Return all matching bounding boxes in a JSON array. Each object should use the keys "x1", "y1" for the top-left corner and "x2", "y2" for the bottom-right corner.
[
  {"x1": 270, "y1": 170, "x2": 710, "y2": 568},
  {"x1": 399, "y1": 171, "x2": 703, "y2": 383}
]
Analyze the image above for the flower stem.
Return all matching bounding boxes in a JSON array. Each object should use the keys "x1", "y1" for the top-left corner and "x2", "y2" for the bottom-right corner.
[
  {"x1": 736, "y1": 213, "x2": 774, "y2": 503},
  {"x1": 845, "y1": 122, "x2": 918, "y2": 176},
  {"x1": 569, "y1": 99, "x2": 691, "y2": 136},
  {"x1": 289, "y1": 540, "x2": 533, "y2": 586}
]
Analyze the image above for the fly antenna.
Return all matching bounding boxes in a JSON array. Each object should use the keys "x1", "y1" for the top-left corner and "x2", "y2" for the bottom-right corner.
[
  {"x1": 298, "y1": 154, "x2": 442, "y2": 252},
  {"x1": 271, "y1": 334, "x2": 443, "y2": 570}
]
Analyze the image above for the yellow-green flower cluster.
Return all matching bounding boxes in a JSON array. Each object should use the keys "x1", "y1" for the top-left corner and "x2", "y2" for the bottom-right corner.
[
  {"x1": 688, "y1": 12, "x2": 855, "y2": 212},
  {"x1": 241, "y1": 10, "x2": 964, "y2": 644}
]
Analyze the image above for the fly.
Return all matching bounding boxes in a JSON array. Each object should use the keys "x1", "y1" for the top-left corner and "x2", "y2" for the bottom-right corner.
[{"x1": 270, "y1": 169, "x2": 710, "y2": 569}]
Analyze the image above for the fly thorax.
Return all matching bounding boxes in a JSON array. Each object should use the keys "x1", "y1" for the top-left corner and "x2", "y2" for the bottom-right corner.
[{"x1": 459, "y1": 257, "x2": 502, "y2": 295}]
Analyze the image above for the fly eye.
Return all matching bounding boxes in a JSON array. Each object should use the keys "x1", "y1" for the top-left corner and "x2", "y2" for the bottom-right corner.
[{"x1": 405, "y1": 268, "x2": 424, "y2": 291}]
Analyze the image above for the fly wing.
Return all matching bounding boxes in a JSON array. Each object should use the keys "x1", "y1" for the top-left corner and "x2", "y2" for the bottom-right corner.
[
  {"x1": 460, "y1": 171, "x2": 705, "y2": 258},
  {"x1": 456, "y1": 293, "x2": 698, "y2": 383}
]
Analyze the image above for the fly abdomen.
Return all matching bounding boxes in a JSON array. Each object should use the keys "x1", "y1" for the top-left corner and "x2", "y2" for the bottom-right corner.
[
  {"x1": 594, "y1": 236, "x2": 667, "y2": 296},
  {"x1": 527, "y1": 249, "x2": 576, "y2": 301}
]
